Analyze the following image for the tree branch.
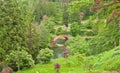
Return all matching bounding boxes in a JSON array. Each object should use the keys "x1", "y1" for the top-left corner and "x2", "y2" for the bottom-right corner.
[{"x1": 91, "y1": 1, "x2": 120, "y2": 11}]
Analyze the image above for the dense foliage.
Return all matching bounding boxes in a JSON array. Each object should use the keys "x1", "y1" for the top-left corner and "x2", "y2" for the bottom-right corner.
[
  {"x1": 0, "y1": 0, "x2": 28, "y2": 64},
  {"x1": 0, "y1": 0, "x2": 27, "y2": 54},
  {"x1": 37, "y1": 48, "x2": 53, "y2": 64},
  {"x1": 66, "y1": 36, "x2": 90, "y2": 55},
  {"x1": 0, "y1": 0, "x2": 120, "y2": 73},
  {"x1": 5, "y1": 48, "x2": 34, "y2": 71}
]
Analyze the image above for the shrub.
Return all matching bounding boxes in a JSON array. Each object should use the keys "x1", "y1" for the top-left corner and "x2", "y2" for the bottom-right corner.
[
  {"x1": 70, "y1": 22, "x2": 80, "y2": 36},
  {"x1": 0, "y1": 48, "x2": 5, "y2": 61},
  {"x1": 89, "y1": 23, "x2": 119, "y2": 55},
  {"x1": 54, "y1": 63, "x2": 61, "y2": 73},
  {"x1": 37, "y1": 48, "x2": 53, "y2": 64},
  {"x1": 62, "y1": 49, "x2": 70, "y2": 58},
  {"x1": 41, "y1": 19, "x2": 55, "y2": 34},
  {"x1": 55, "y1": 27, "x2": 70, "y2": 35},
  {"x1": 27, "y1": 24, "x2": 51, "y2": 63},
  {"x1": 0, "y1": 62, "x2": 3, "y2": 72},
  {"x1": 66, "y1": 36, "x2": 90, "y2": 55},
  {"x1": 5, "y1": 49, "x2": 34, "y2": 71},
  {"x1": 2, "y1": 67, "x2": 13, "y2": 73},
  {"x1": 89, "y1": 47, "x2": 120, "y2": 71}
]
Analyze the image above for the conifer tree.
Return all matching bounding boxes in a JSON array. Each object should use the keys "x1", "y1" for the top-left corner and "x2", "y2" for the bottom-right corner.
[{"x1": 0, "y1": 0, "x2": 28, "y2": 60}]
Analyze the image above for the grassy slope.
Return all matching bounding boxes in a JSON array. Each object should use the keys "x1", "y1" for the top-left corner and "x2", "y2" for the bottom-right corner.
[
  {"x1": 14, "y1": 56, "x2": 87, "y2": 73},
  {"x1": 14, "y1": 47, "x2": 120, "y2": 73}
]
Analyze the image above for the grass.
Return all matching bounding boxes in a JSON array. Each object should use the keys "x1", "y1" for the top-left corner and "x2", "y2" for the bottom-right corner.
[
  {"x1": 14, "y1": 47, "x2": 120, "y2": 73},
  {"x1": 14, "y1": 56, "x2": 87, "y2": 73},
  {"x1": 14, "y1": 56, "x2": 103, "y2": 73}
]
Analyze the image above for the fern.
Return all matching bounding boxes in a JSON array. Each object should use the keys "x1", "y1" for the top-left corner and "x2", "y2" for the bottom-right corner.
[{"x1": 89, "y1": 46, "x2": 120, "y2": 71}]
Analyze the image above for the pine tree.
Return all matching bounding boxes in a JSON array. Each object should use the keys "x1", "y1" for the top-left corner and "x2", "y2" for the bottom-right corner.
[{"x1": 0, "y1": 0, "x2": 28, "y2": 61}]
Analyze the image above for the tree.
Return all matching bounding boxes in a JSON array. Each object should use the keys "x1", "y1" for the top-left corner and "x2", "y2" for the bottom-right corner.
[
  {"x1": 5, "y1": 47, "x2": 34, "y2": 71},
  {"x1": 89, "y1": 0, "x2": 120, "y2": 54},
  {"x1": 91, "y1": 0, "x2": 120, "y2": 23},
  {"x1": 62, "y1": 0, "x2": 70, "y2": 27},
  {"x1": 37, "y1": 48, "x2": 53, "y2": 63},
  {"x1": 32, "y1": 0, "x2": 60, "y2": 24},
  {"x1": 68, "y1": 0, "x2": 93, "y2": 23},
  {"x1": 0, "y1": 0, "x2": 29, "y2": 68}
]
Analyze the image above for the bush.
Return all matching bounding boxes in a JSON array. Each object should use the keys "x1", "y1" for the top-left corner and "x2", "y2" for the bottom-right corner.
[
  {"x1": 28, "y1": 24, "x2": 51, "y2": 63},
  {"x1": 55, "y1": 27, "x2": 70, "y2": 35},
  {"x1": 70, "y1": 22, "x2": 80, "y2": 36},
  {"x1": 5, "y1": 49, "x2": 34, "y2": 71},
  {"x1": 37, "y1": 48, "x2": 53, "y2": 64},
  {"x1": 0, "y1": 62, "x2": 3, "y2": 72},
  {"x1": 89, "y1": 47, "x2": 120, "y2": 71},
  {"x1": 41, "y1": 19, "x2": 55, "y2": 34},
  {"x1": 89, "y1": 22, "x2": 119, "y2": 55},
  {"x1": 66, "y1": 36, "x2": 90, "y2": 55},
  {"x1": 0, "y1": 48, "x2": 5, "y2": 61}
]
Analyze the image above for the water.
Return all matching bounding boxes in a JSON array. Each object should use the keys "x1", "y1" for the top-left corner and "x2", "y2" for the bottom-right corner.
[{"x1": 52, "y1": 47, "x2": 63, "y2": 59}]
